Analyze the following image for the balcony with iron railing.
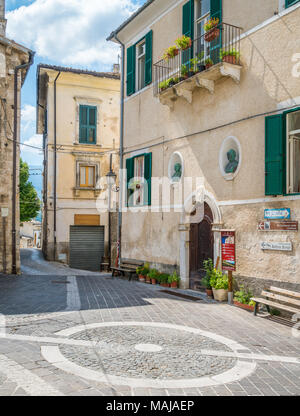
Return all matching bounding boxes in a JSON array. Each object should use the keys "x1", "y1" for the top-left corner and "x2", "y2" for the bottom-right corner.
[{"x1": 153, "y1": 22, "x2": 242, "y2": 109}]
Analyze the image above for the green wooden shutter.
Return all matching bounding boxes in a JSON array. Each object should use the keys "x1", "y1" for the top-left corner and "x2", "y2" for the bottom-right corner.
[
  {"x1": 285, "y1": 0, "x2": 299, "y2": 8},
  {"x1": 144, "y1": 153, "x2": 152, "y2": 206},
  {"x1": 126, "y1": 45, "x2": 136, "y2": 96},
  {"x1": 265, "y1": 114, "x2": 285, "y2": 196},
  {"x1": 145, "y1": 31, "x2": 153, "y2": 86},
  {"x1": 126, "y1": 157, "x2": 134, "y2": 206},
  {"x1": 88, "y1": 106, "x2": 97, "y2": 144},
  {"x1": 210, "y1": 0, "x2": 222, "y2": 64},
  {"x1": 79, "y1": 105, "x2": 88, "y2": 143},
  {"x1": 182, "y1": 0, "x2": 194, "y2": 67}
]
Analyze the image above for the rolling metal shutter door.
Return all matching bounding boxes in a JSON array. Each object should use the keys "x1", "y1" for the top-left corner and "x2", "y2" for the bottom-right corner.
[{"x1": 69, "y1": 226, "x2": 104, "y2": 271}]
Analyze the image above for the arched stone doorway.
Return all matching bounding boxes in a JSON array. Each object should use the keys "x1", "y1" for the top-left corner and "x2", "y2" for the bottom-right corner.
[{"x1": 189, "y1": 202, "x2": 214, "y2": 290}]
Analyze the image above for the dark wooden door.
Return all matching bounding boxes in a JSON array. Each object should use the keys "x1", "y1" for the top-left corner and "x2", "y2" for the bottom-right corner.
[{"x1": 189, "y1": 203, "x2": 214, "y2": 290}]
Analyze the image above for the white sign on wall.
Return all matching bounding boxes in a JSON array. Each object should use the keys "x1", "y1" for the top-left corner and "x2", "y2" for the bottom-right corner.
[
  {"x1": 1, "y1": 208, "x2": 8, "y2": 217},
  {"x1": 261, "y1": 242, "x2": 292, "y2": 252}
]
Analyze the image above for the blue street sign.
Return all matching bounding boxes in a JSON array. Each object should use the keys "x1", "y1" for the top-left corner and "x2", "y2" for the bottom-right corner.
[{"x1": 264, "y1": 208, "x2": 291, "y2": 220}]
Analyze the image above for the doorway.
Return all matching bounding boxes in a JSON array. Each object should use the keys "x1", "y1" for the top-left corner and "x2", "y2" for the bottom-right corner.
[{"x1": 189, "y1": 202, "x2": 214, "y2": 290}]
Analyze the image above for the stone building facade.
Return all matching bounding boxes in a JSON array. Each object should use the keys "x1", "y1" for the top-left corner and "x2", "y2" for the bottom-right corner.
[
  {"x1": 0, "y1": 0, "x2": 33, "y2": 274},
  {"x1": 37, "y1": 65, "x2": 120, "y2": 271},
  {"x1": 109, "y1": 0, "x2": 300, "y2": 292}
]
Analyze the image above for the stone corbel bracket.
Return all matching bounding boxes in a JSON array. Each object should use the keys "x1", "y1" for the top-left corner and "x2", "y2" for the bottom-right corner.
[
  {"x1": 195, "y1": 76, "x2": 215, "y2": 95},
  {"x1": 174, "y1": 80, "x2": 195, "y2": 104},
  {"x1": 158, "y1": 87, "x2": 178, "y2": 110},
  {"x1": 220, "y1": 62, "x2": 242, "y2": 84}
]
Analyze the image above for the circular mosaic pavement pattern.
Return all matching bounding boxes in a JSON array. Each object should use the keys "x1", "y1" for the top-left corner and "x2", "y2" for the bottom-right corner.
[{"x1": 59, "y1": 326, "x2": 236, "y2": 380}]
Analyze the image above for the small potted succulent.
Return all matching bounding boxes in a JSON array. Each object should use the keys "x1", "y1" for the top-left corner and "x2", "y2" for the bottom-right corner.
[
  {"x1": 159, "y1": 273, "x2": 170, "y2": 287},
  {"x1": 175, "y1": 35, "x2": 192, "y2": 51},
  {"x1": 202, "y1": 259, "x2": 214, "y2": 297},
  {"x1": 148, "y1": 268, "x2": 160, "y2": 285},
  {"x1": 205, "y1": 57, "x2": 213, "y2": 70},
  {"x1": 210, "y1": 269, "x2": 229, "y2": 302},
  {"x1": 163, "y1": 45, "x2": 179, "y2": 61},
  {"x1": 220, "y1": 48, "x2": 240, "y2": 65},
  {"x1": 204, "y1": 18, "x2": 220, "y2": 42},
  {"x1": 168, "y1": 271, "x2": 180, "y2": 288},
  {"x1": 136, "y1": 262, "x2": 150, "y2": 283},
  {"x1": 234, "y1": 286, "x2": 256, "y2": 312}
]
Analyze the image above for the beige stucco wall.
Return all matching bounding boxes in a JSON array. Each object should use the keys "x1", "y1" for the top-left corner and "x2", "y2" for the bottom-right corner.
[
  {"x1": 42, "y1": 70, "x2": 120, "y2": 263},
  {"x1": 120, "y1": 3, "x2": 300, "y2": 287}
]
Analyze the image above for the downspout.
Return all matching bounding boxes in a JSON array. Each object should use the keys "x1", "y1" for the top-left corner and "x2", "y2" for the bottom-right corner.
[
  {"x1": 113, "y1": 33, "x2": 125, "y2": 266},
  {"x1": 12, "y1": 51, "x2": 35, "y2": 274},
  {"x1": 53, "y1": 71, "x2": 61, "y2": 261}
]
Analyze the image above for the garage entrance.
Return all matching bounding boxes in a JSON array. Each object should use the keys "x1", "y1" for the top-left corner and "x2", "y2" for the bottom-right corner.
[{"x1": 69, "y1": 226, "x2": 104, "y2": 271}]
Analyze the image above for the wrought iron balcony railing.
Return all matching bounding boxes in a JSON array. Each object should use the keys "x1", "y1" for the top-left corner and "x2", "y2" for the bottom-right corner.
[{"x1": 153, "y1": 22, "x2": 242, "y2": 96}]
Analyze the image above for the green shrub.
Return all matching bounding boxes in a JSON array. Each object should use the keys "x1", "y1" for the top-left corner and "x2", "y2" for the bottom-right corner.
[
  {"x1": 220, "y1": 48, "x2": 240, "y2": 60},
  {"x1": 136, "y1": 262, "x2": 150, "y2": 276},
  {"x1": 234, "y1": 285, "x2": 254, "y2": 305},
  {"x1": 168, "y1": 271, "x2": 180, "y2": 284},
  {"x1": 159, "y1": 273, "x2": 169, "y2": 284},
  {"x1": 148, "y1": 269, "x2": 160, "y2": 280},
  {"x1": 210, "y1": 269, "x2": 228, "y2": 290}
]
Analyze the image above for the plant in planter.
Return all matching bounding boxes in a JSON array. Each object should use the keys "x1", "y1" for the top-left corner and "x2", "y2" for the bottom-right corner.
[
  {"x1": 180, "y1": 64, "x2": 188, "y2": 81},
  {"x1": 220, "y1": 48, "x2": 240, "y2": 65},
  {"x1": 136, "y1": 262, "x2": 150, "y2": 283},
  {"x1": 204, "y1": 18, "x2": 220, "y2": 42},
  {"x1": 175, "y1": 35, "x2": 192, "y2": 51},
  {"x1": 205, "y1": 57, "x2": 213, "y2": 70},
  {"x1": 233, "y1": 286, "x2": 256, "y2": 311},
  {"x1": 159, "y1": 273, "x2": 170, "y2": 287},
  {"x1": 163, "y1": 45, "x2": 179, "y2": 61},
  {"x1": 159, "y1": 80, "x2": 169, "y2": 92},
  {"x1": 210, "y1": 269, "x2": 229, "y2": 302},
  {"x1": 168, "y1": 271, "x2": 180, "y2": 288},
  {"x1": 148, "y1": 268, "x2": 160, "y2": 285},
  {"x1": 167, "y1": 77, "x2": 179, "y2": 87},
  {"x1": 202, "y1": 258, "x2": 214, "y2": 297}
]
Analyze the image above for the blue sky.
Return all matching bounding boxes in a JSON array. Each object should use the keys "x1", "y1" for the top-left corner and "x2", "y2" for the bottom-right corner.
[{"x1": 5, "y1": 0, "x2": 144, "y2": 166}]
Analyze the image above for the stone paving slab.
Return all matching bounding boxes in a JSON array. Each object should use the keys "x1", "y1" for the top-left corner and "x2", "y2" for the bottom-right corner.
[{"x1": 0, "y1": 258, "x2": 299, "y2": 396}]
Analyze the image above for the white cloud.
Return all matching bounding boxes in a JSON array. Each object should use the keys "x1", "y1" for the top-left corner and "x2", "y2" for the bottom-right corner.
[
  {"x1": 7, "y1": 0, "x2": 141, "y2": 69},
  {"x1": 21, "y1": 134, "x2": 43, "y2": 154},
  {"x1": 21, "y1": 104, "x2": 36, "y2": 134}
]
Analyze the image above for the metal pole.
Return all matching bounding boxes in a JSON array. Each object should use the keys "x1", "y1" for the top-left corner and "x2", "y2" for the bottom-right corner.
[
  {"x1": 228, "y1": 270, "x2": 233, "y2": 304},
  {"x1": 2, "y1": 217, "x2": 6, "y2": 274},
  {"x1": 53, "y1": 71, "x2": 61, "y2": 261}
]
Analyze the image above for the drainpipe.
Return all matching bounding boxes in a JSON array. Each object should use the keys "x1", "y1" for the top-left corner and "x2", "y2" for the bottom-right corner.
[
  {"x1": 12, "y1": 51, "x2": 35, "y2": 274},
  {"x1": 112, "y1": 33, "x2": 125, "y2": 266},
  {"x1": 53, "y1": 71, "x2": 61, "y2": 261}
]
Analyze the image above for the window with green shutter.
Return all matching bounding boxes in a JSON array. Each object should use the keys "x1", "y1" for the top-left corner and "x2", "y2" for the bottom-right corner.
[
  {"x1": 285, "y1": 0, "x2": 300, "y2": 8},
  {"x1": 79, "y1": 105, "x2": 97, "y2": 144},
  {"x1": 126, "y1": 30, "x2": 153, "y2": 97},
  {"x1": 182, "y1": 0, "x2": 194, "y2": 66},
  {"x1": 126, "y1": 153, "x2": 152, "y2": 206},
  {"x1": 265, "y1": 114, "x2": 285, "y2": 196},
  {"x1": 210, "y1": 0, "x2": 222, "y2": 64}
]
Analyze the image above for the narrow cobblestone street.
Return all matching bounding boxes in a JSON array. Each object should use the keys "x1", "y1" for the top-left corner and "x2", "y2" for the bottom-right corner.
[{"x1": 0, "y1": 249, "x2": 299, "y2": 396}]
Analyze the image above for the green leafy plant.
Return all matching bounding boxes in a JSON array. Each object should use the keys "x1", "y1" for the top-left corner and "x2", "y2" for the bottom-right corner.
[
  {"x1": 270, "y1": 308, "x2": 281, "y2": 316},
  {"x1": 148, "y1": 268, "x2": 160, "y2": 280},
  {"x1": 205, "y1": 57, "x2": 213, "y2": 66},
  {"x1": 159, "y1": 273, "x2": 170, "y2": 284},
  {"x1": 136, "y1": 262, "x2": 150, "y2": 276},
  {"x1": 203, "y1": 258, "x2": 214, "y2": 288},
  {"x1": 180, "y1": 64, "x2": 188, "y2": 78},
  {"x1": 204, "y1": 17, "x2": 219, "y2": 33},
  {"x1": 210, "y1": 269, "x2": 228, "y2": 290},
  {"x1": 168, "y1": 271, "x2": 180, "y2": 284},
  {"x1": 163, "y1": 45, "x2": 179, "y2": 61},
  {"x1": 175, "y1": 35, "x2": 192, "y2": 50},
  {"x1": 234, "y1": 286, "x2": 255, "y2": 306},
  {"x1": 220, "y1": 48, "x2": 240, "y2": 60},
  {"x1": 159, "y1": 80, "x2": 169, "y2": 91}
]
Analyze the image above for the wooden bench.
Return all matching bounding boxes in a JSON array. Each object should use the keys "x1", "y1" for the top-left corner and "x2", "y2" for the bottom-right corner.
[
  {"x1": 111, "y1": 259, "x2": 144, "y2": 281},
  {"x1": 251, "y1": 286, "x2": 300, "y2": 317}
]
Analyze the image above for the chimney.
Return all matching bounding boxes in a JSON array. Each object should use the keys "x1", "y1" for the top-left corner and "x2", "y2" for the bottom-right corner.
[
  {"x1": 0, "y1": 0, "x2": 6, "y2": 37},
  {"x1": 113, "y1": 63, "x2": 120, "y2": 74}
]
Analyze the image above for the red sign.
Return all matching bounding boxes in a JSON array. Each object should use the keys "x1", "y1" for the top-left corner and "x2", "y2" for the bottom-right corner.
[{"x1": 221, "y1": 231, "x2": 236, "y2": 271}]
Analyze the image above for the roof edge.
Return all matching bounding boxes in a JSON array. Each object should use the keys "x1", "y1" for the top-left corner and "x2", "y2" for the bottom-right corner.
[{"x1": 37, "y1": 64, "x2": 120, "y2": 80}]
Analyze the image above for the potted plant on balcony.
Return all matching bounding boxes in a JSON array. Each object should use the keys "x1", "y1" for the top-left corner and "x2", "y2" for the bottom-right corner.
[
  {"x1": 205, "y1": 58, "x2": 213, "y2": 70},
  {"x1": 159, "y1": 273, "x2": 170, "y2": 288},
  {"x1": 220, "y1": 48, "x2": 240, "y2": 65},
  {"x1": 234, "y1": 286, "x2": 256, "y2": 312},
  {"x1": 167, "y1": 77, "x2": 179, "y2": 87},
  {"x1": 179, "y1": 64, "x2": 188, "y2": 81},
  {"x1": 204, "y1": 18, "x2": 220, "y2": 42},
  {"x1": 175, "y1": 35, "x2": 192, "y2": 51},
  {"x1": 163, "y1": 45, "x2": 179, "y2": 61},
  {"x1": 168, "y1": 271, "x2": 180, "y2": 288},
  {"x1": 203, "y1": 258, "x2": 214, "y2": 297},
  {"x1": 210, "y1": 269, "x2": 229, "y2": 302},
  {"x1": 159, "y1": 80, "x2": 169, "y2": 92}
]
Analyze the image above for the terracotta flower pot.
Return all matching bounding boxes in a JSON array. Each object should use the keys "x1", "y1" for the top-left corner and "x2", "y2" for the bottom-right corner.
[
  {"x1": 206, "y1": 289, "x2": 213, "y2": 297},
  {"x1": 181, "y1": 38, "x2": 192, "y2": 50},
  {"x1": 222, "y1": 55, "x2": 237, "y2": 65},
  {"x1": 139, "y1": 275, "x2": 145, "y2": 283},
  {"x1": 205, "y1": 64, "x2": 213, "y2": 70},
  {"x1": 160, "y1": 283, "x2": 170, "y2": 288},
  {"x1": 204, "y1": 27, "x2": 220, "y2": 43},
  {"x1": 151, "y1": 278, "x2": 157, "y2": 285},
  {"x1": 146, "y1": 276, "x2": 151, "y2": 284},
  {"x1": 170, "y1": 282, "x2": 178, "y2": 288},
  {"x1": 234, "y1": 300, "x2": 255, "y2": 312}
]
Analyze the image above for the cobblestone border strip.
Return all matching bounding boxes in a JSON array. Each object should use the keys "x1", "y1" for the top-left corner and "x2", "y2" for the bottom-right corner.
[
  {"x1": 0, "y1": 354, "x2": 64, "y2": 396},
  {"x1": 42, "y1": 321, "x2": 257, "y2": 389}
]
